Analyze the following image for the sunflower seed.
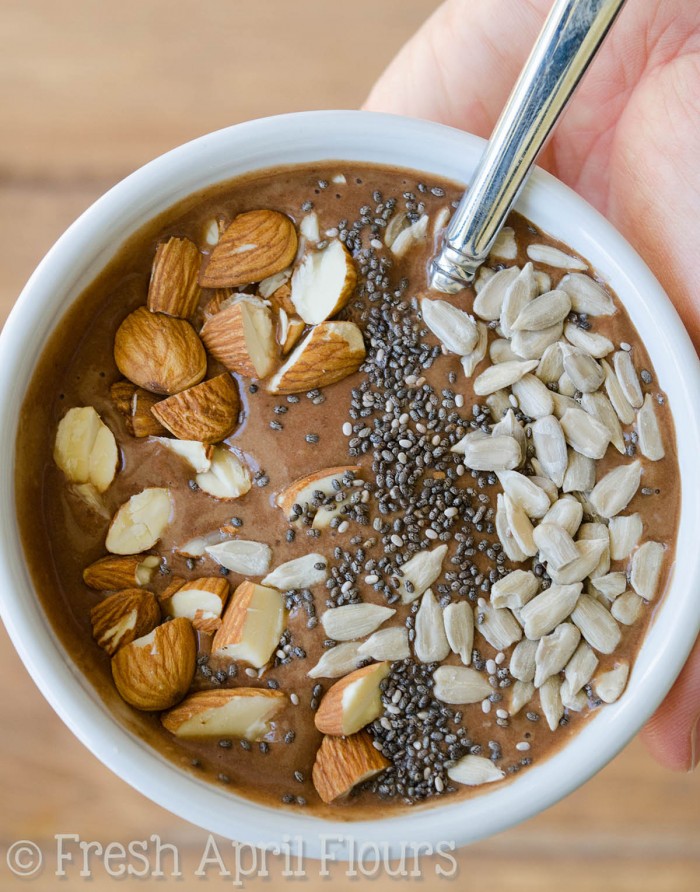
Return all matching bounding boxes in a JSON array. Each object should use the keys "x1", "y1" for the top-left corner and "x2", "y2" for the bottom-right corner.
[
  {"x1": 460, "y1": 321, "x2": 489, "y2": 376},
  {"x1": 527, "y1": 244, "x2": 588, "y2": 271},
  {"x1": 550, "y1": 391, "x2": 580, "y2": 420},
  {"x1": 521, "y1": 583, "x2": 582, "y2": 640},
  {"x1": 562, "y1": 640, "x2": 598, "y2": 699},
  {"x1": 530, "y1": 475, "x2": 560, "y2": 504},
  {"x1": 458, "y1": 434, "x2": 522, "y2": 471},
  {"x1": 262, "y1": 553, "x2": 328, "y2": 590},
  {"x1": 510, "y1": 637, "x2": 538, "y2": 682},
  {"x1": 357, "y1": 627, "x2": 410, "y2": 661},
  {"x1": 390, "y1": 213, "x2": 429, "y2": 257},
  {"x1": 534, "y1": 622, "x2": 581, "y2": 687},
  {"x1": 531, "y1": 415, "x2": 568, "y2": 487},
  {"x1": 496, "y1": 493, "x2": 528, "y2": 562},
  {"x1": 541, "y1": 494, "x2": 584, "y2": 537},
  {"x1": 534, "y1": 270, "x2": 552, "y2": 293},
  {"x1": 444, "y1": 601, "x2": 474, "y2": 665},
  {"x1": 536, "y1": 342, "x2": 565, "y2": 383},
  {"x1": 491, "y1": 569, "x2": 540, "y2": 610},
  {"x1": 473, "y1": 266, "x2": 521, "y2": 321},
  {"x1": 486, "y1": 389, "x2": 513, "y2": 421},
  {"x1": 497, "y1": 469, "x2": 552, "y2": 518},
  {"x1": 577, "y1": 521, "x2": 610, "y2": 579},
  {"x1": 563, "y1": 448, "x2": 596, "y2": 493},
  {"x1": 630, "y1": 541, "x2": 665, "y2": 601},
  {"x1": 558, "y1": 371, "x2": 577, "y2": 397},
  {"x1": 512, "y1": 289, "x2": 572, "y2": 331},
  {"x1": 610, "y1": 591, "x2": 644, "y2": 625},
  {"x1": 501, "y1": 262, "x2": 537, "y2": 337},
  {"x1": 590, "y1": 572, "x2": 627, "y2": 600},
  {"x1": 490, "y1": 226, "x2": 518, "y2": 260},
  {"x1": 563, "y1": 322, "x2": 614, "y2": 358},
  {"x1": 473, "y1": 359, "x2": 539, "y2": 396},
  {"x1": 397, "y1": 544, "x2": 448, "y2": 603},
  {"x1": 589, "y1": 461, "x2": 642, "y2": 518},
  {"x1": 533, "y1": 523, "x2": 580, "y2": 569},
  {"x1": 580, "y1": 391, "x2": 625, "y2": 454},
  {"x1": 414, "y1": 589, "x2": 450, "y2": 662},
  {"x1": 601, "y1": 359, "x2": 636, "y2": 424},
  {"x1": 489, "y1": 338, "x2": 520, "y2": 364},
  {"x1": 613, "y1": 350, "x2": 643, "y2": 409},
  {"x1": 570, "y1": 595, "x2": 621, "y2": 654},
  {"x1": 307, "y1": 642, "x2": 362, "y2": 678},
  {"x1": 450, "y1": 427, "x2": 489, "y2": 453},
  {"x1": 509, "y1": 680, "x2": 535, "y2": 715},
  {"x1": 539, "y1": 676, "x2": 565, "y2": 730},
  {"x1": 561, "y1": 686, "x2": 588, "y2": 712},
  {"x1": 547, "y1": 538, "x2": 608, "y2": 585},
  {"x1": 561, "y1": 344, "x2": 604, "y2": 393},
  {"x1": 421, "y1": 298, "x2": 479, "y2": 355},
  {"x1": 558, "y1": 273, "x2": 616, "y2": 316},
  {"x1": 383, "y1": 210, "x2": 409, "y2": 247},
  {"x1": 560, "y1": 407, "x2": 611, "y2": 459},
  {"x1": 608, "y1": 513, "x2": 643, "y2": 560},
  {"x1": 321, "y1": 604, "x2": 396, "y2": 641},
  {"x1": 511, "y1": 322, "x2": 564, "y2": 360},
  {"x1": 503, "y1": 494, "x2": 538, "y2": 556},
  {"x1": 594, "y1": 662, "x2": 629, "y2": 703},
  {"x1": 511, "y1": 374, "x2": 554, "y2": 418},
  {"x1": 637, "y1": 393, "x2": 665, "y2": 460},
  {"x1": 474, "y1": 265, "x2": 496, "y2": 294},
  {"x1": 492, "y1": 409, "x2": 527, "y2": 464},
  {"x1": 433, "y1": 666, "x2": 494, "y2": 704},
  {"x1": 477, "y1": 600, "x2": 523, "y2": 650},
  {"x1": 447, "y1": 754, "x2": 506, "y2": 786}
]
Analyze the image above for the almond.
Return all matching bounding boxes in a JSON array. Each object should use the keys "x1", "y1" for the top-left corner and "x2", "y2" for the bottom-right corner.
[
  {"x1": 200, "y1": 297, "x2": 276, "y2": 379},
  {"x1": 54, "y1": 406, "x2": 119, "y2": 493},
  {"x1": 111, "y1": 380, "x2": 168, "y2": 438},
  {"x1": 205, "y1": 539, "x2": 271, "y2": 576},
  {"x1": 202, "y1": 290, "x2": 237, "y2": 320},
  {"x1": 275, "y1": 465, "x2": 361, "y2": 520},
  {"x1": 106, "y1": 487, "x2": 173, "y2": 555},
  {"x1": 159, "y1": 577, "x2": 230, "y2": 627},
  {"x1": 114, "y1": 306, "x2": 207, "y2": 395},
  {"x1": 269, "y1": 281, "x2": 295, "y2": 315},
  {"x1": 290, "y1": 240, "x2": 357, "y2": 324},
  {"x1": 312, "y1": 731, "x2": 390, "y2": 804},
  {"x1": 111, "y1": 617, "x2": 196, "y2": 711},
  {"x1": 280, "y1": 315, "x2": 305, "y2": 355},
  {"x1": 150, "y1": 373, "x2": 240, "y2": 443},
  {"x1": 147, "y1": 237, "x2": 202, "y2": 319},
  {"x1": 200, "y1": 209, "x2": 298, "y2": 287},
  {"x1": 267, "y1": 321, "x2": 365, "y2": 394},
  {"x1": 314, "y1": 661, "x2": 390, "y2": 736},
  {"x1": 212, "y1": 580, "x2": 287, "y2": 668},
  {"x1": 195, "y1": 446, "x2": 251, "y2": 499},
  {"x1": 151, "y1": 438, "x2": 213, "y2": 472},
  {"x1": 91, "y1": 588, "x2": 161, "y2": 655},
  {"x1": 162, "y1": 688, "x2": 285, "y2": 740},
  {"x1": 83, "y1": 554, "x2": 161, "y2": 590}
]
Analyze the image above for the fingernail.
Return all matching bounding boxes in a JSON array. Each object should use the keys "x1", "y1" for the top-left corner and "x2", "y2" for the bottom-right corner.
[{"x1": 689, "y1": 715, "x2": 700, "y2": 772}]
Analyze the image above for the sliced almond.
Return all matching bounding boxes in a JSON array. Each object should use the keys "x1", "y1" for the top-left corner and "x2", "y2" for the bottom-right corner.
[
  {"x1": 200, "y1": 297, "x2": 276, "y2": 379},
  {"x1": 630, "y1": 541, "x2": 665, "y2": 601},
  {"x1": 160, "y1": 577, "x2": 229, "y2": 626},
  {"x1": 433, "y1": 666, "x2": 493, "y2": 704},
  {"x1": 175, "y1": 529, "x2": 227, "y2": 558},
  {"x1": 312, "y1": 731, "x2": 390, "y2": 803},
  {"x1": 594, "y1": 662, "x2": 629, "y2": 704},
  {"x1": 54, "y1": 406, "x2": 118, "y2": 493},
  {"x1": 637, "y1": 393, "x2": 665, "y2": 461},
  {"x1": 357, "y1": 627, "x2": 410, "y2": 662},
  {"x1": 320, "y1": 603, "x2": 395, "y2": 641},
  {"x1": 111, "y1": 617, "x2": 196, "y2": 711},
  {"x1": 588, "y1": 461, "x2": 642, "y2": 518},
  {"x1": 212, "y1": 581, "x2": 286, "y2": 667},
  {"x1": 443, "y1": 601, "x2": 474, "y2": 665},
  {"x1": 571, "y1": 594, "x2": 621, "y2": 654},
  {"x1": 490, "y1": 570, "x2": 540, "y2": 610},
  {"x1": 205, "y1": 540, "x2": 271, "y2": 576},
  {"x1": 111, "y1": 380, "x2": 168, "y2": 438},
  {"x1": 308, "y1": 642, "x2": 363, "y2": 679},
  {"x1": 259, "y1": 268, "x2": 292, "y2": 299},
  {"x1": 275, "y1": 465, "x2": 360, "y2": 522},
  {"x1": 477, "y1": 600, "x2": 523, "y2": 650},
  {"x1": 106, "y1": 488, "x2": 173, "y2": 555},
  {"x1": 147, "y1": 236, "x2": 202, "y2": 318},
  {"x1": 70, "y1": 483, "x2": 110, "y2": 517},
  {"x1": 267, "y1": 320, "x2": 365, "y2": 394},
  {"x1": 558, "y1": 273, "x2": 616, "y2": 316},
  {"x1": 520, "y1": 583, "x2": 582, "y2": 640},
  {"x1": 114, "y1": 306, "x2": 207, "y2": 395},
  {"x1": 151, "y1": 437, "x2": 213, "y2": 473},
  {"x1": 534, "y1": 622, "x2": 581, "y2": 688},
  {"x1": 413, "y1": 589, "x2": 450, "y2": 663},
  {"x1": 314, "y1": 662, "x2": 390, "y2": 735},
  {"x1": 539, "y1": 676, "x2": 564, "y2": 730},
  {"x1": 195, "y1": 447, "x2": 251, "y2": 500},
  {"x1": 421, "y1": 298, "x2": 479, "y2": 355},
  {"x1": 447, "y1": 754, "x2": 505, "y2": 786},
  {"x1": 389, "y1": 214, "x2": 429, "y2": 258},
  {"x1": 91, "y1": 589, "x2": 161, "y2": 655},
  {"x1": 200, "y1": 209, "x2": 297, "y2": 287},
  {"x1": 162, "y1": 688, "x2": 285, "y2": 740},
  {"x1": 83, "y1": 554, "x2": 160, "y2": 590},
  {"x1": 290, "y1": 240, "x2": 356, "y2": 324},
  {"x1": 396, "y1": 544, "x2": 448, "y2": 603},
  {"x1": 613, "y1": 350, "x2": 643, "y2": 409},
  {"x1": 608, "y1": 513, "x2": 643, "y2": 561},
  {"x1": 262, "y1": 553, "x2": 328, "y2": 590}
]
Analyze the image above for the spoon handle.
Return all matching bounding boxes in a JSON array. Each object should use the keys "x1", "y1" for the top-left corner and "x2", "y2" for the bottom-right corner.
[{"x1": 429, "y1": 0, "x2": 626, "y2": 293}]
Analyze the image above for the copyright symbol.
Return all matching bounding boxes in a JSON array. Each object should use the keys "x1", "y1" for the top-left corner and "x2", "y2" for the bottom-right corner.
[{"x1": 6, "y1": 840, "x2": 43, "y2": 877}]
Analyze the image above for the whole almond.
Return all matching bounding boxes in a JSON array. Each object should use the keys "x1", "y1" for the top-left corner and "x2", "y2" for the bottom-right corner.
[
  {"x1": 147, "y1": 237, "x2": 202, "y2": 319},
  {"x1": 114, "y1": 306, "x2": 207, "y2": 395},
  {"x1": 150, "y1": 373, "x2": 240, "y2": 443},
  {"x1": 200, "y1": 209, "x2": 298, "y2": 287},
  {"x1": 91, "y1": 589, "x2": 161, "y2": 656}
]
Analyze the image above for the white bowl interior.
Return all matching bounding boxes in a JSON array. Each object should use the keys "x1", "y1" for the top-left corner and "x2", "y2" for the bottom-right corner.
[{"x1": 1, "y1": 111, "x2": 699, "y2": 857}]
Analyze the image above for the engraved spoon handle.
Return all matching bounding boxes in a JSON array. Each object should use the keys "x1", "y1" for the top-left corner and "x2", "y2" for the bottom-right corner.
[{"x1": 429, "y1": 0, "x2": 627, "y2": 293}]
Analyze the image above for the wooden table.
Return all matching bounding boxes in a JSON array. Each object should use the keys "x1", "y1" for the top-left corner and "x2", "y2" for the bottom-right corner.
[{"x1": 1, "y1": 2, "x2": 698, "y2": 888}]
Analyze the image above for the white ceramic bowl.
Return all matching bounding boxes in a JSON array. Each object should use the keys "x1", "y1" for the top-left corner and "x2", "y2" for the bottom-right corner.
[{"x1": 1, "y1": 111, "x2": 699, "y2": 859}]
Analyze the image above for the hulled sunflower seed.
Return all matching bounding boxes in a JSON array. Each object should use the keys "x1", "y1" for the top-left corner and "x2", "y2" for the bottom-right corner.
[
  {"x1": 577, "y1": 522, "x2": 611, "y2": 578},
  {"x1": 533, "y1": 523, "x2": 579, "y2": 569},
  {"x1": 534, "y1": 622, "x2": 581, "y2": 688},
  {"x1": 613, "y1": 351, "x2": 643, "y2": 409},
  {"x1": 320, "y1": 603, "x2": 396, "y2": 641},
  {"x1": 504, "y1": 494, "x2": 537, "y2": 556},
  {"x1": 601, "y1": 359, "x2": 636, "y2": 425},
  {"x1": 497, "y1": 469, "x2": 552, "y2": 518},
  {"x1": 458, "y1": 435, "x2": 522, "y2": 471},
  {"x1": 489, "y1": 338, "x2": 520, "y2": 364},
  {"x1": 421, "y1": 298, "x2": 479, "y2": 355},
  {"x1": 357, "y1": 627, "x2": 410, "y2": 661},
  {"x1": 558, "y1": 272, "x2": 616, "y2": 316},
  {"x1": 550, "y1": 391, "x2": 580, "y2": 420},
  {"x1": 594, "y1": 662, "x2": 629, "y2": 704},
  {"x1": 496, "y1": 493, "x2": 528, "y2": 561},
  {"x1": 510, "y1": 679, "x2": 536, "y2": 715},
  {"x1": 534, "y1": 270, "x2": 552, "y2": 293},
  {"x1": 473, "y1": 265, "x2": 520, "y2": 321},
  {"x1": 512, "y1": 289, "x2": 571, "y2": 331},
  {"x1": 473, "y1": 360, "x2": 539, "y2": 396},
  {"x1": 414, "y1": 589, "x2": 450, "y2": 663},
  {"x1": 520, "y1": 583, "x2": 582, "y2": 640},
  {"x1": 558, "y1": 370, "x2": 577, "y2": 396},
  {"x1": 561, "y1": 344, "x2": 604, "y2": 393},
  {"x1": 610, "y1": 591, "x2": 644, "y2": 625},
  {"x1": 536, "y1": 342, "x2": 564, "y2": 383},
  {"x1": 477, "y1": 600, "x2": 523, "y2": 650},
  {"x1": 486, "y1": 388, "x2": 514, "y2": 421},
  {"x1": 562, "y1": 641, "x2": 598, "y2": 699},
  {"x1": 501, "y1": 262, "x2": 537, "y2": 337},
  {"x1": 608, "y1": 513, "x2": 643, "y2": 561},
  {"x1": 548, "y1": 538, "x2": 608, "y2": 585},
  {"x1": 563, "y1": 448, "x2": 596, "y2": 493},
  {"x1": 531, "y1": 415, "x2": 568, "y2": 487},
  {"x1": 539, "y1": 676, "x2": 565, "y2": 731},
  {"x1": 637, "y1": 393, "x2": 665, "y2": 461},
  {"x1": 490, "y1": 226, "x2": 518, "y2": 260},
  {"x1": 491, "y1": 569, "x2": 540, "y2": 610},
  {"x1": 511, "y1": 374, "x2": 554, "y2": 418},
  {"x1": 561, "y1": 686, "x2": 588, "y2": 712},
  {"x1": 492, "y1": 409, "x2": 527, "y2": 464},
  {"x1": 511, "y1": 322, "x2": 563, "y2": 360},
  {"x1": 530, "y1": 475, "x2": 560, "y2": 504},
  {"x1": 580, "y1": 391, "x2": 625, "y2": 454},
  {"x1": 560, "y1": 406, "x2": 611, "y2": 459},
  {"x1": 510, "y1": 637, "x2": 538, "y2": 682},
  {"x1": 563, "y1": 322, "x2": 614, "y2": 358},
  {"x1": 588, "y1": 461, "x2": 642, "y2": 518},
  {"x1": 527, "y1": 244, "x2": 587, "y2": 271},
  {"x1": 433, "y1": 666, "x2": 494, "y2": 704},
  {"x1": 444, "y1": 601, "x2": 474, "y2": 665},
  {"x1": 630, "y1": 541, "x2": 665, "y2": 601},
  {"x1": 541, "y1": 495, "x2": 583, "y2": 537},
  {"x1": 447, "y1": 754, "x2": 506, "y2": 786},
  {"x1": 460, "y1": 321, "x2": 489, "y2": 376},
  {"x1": 474, "y1": 265, "x2": 496, "y2": 294},
  {"x1": 590, "y1": 572, "x2": 627, "y2": 600},
  {"x1": 570, "y1": 594, "x2": 621, "y2": 654},
  {"x1": 397, "y1": 544, "x2": 449, "y2": 604},
  {"x1": 307, "y1": 642, "x2": 362, "y2": 679}
]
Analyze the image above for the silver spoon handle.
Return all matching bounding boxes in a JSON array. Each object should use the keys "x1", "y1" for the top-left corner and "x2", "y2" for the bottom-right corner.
[{"x1": 429, "y1": 0, "x2": 626, "y2": 293}]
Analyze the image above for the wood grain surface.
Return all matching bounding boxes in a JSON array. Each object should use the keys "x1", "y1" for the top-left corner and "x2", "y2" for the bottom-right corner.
[{"x1": 1, "y1": 2, "x2": 698, "y2": 889}]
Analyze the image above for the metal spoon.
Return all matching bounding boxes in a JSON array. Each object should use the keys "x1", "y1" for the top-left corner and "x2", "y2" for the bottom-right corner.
[{"x1": 429, "y1": 0, "x2": 627, "y2": 293}]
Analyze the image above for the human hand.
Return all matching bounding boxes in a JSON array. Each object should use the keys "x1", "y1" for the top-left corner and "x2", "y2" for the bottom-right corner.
[{"x1": 365, "y1": 0, "x2": 700, "y2": 771}]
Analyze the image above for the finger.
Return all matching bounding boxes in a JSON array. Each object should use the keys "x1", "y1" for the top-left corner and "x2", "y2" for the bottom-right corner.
[{"x1": 640, "y1": 636, "x2": 700, "y2": 771}]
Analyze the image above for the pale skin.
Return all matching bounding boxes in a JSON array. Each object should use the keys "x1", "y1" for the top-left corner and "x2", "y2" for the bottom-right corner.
[{"x1": 365, "y1": 0, "x2": 700, "y2": 771}]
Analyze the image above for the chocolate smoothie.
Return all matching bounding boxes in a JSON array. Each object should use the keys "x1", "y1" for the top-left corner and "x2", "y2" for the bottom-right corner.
[{"x1": 15, "y1": 162, "x2": 679, "y2": 817}]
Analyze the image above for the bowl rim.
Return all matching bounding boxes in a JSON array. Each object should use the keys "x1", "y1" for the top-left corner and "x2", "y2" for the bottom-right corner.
[{"x1": 1, "y1": 109, "x2": 699, "y2": 859}]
